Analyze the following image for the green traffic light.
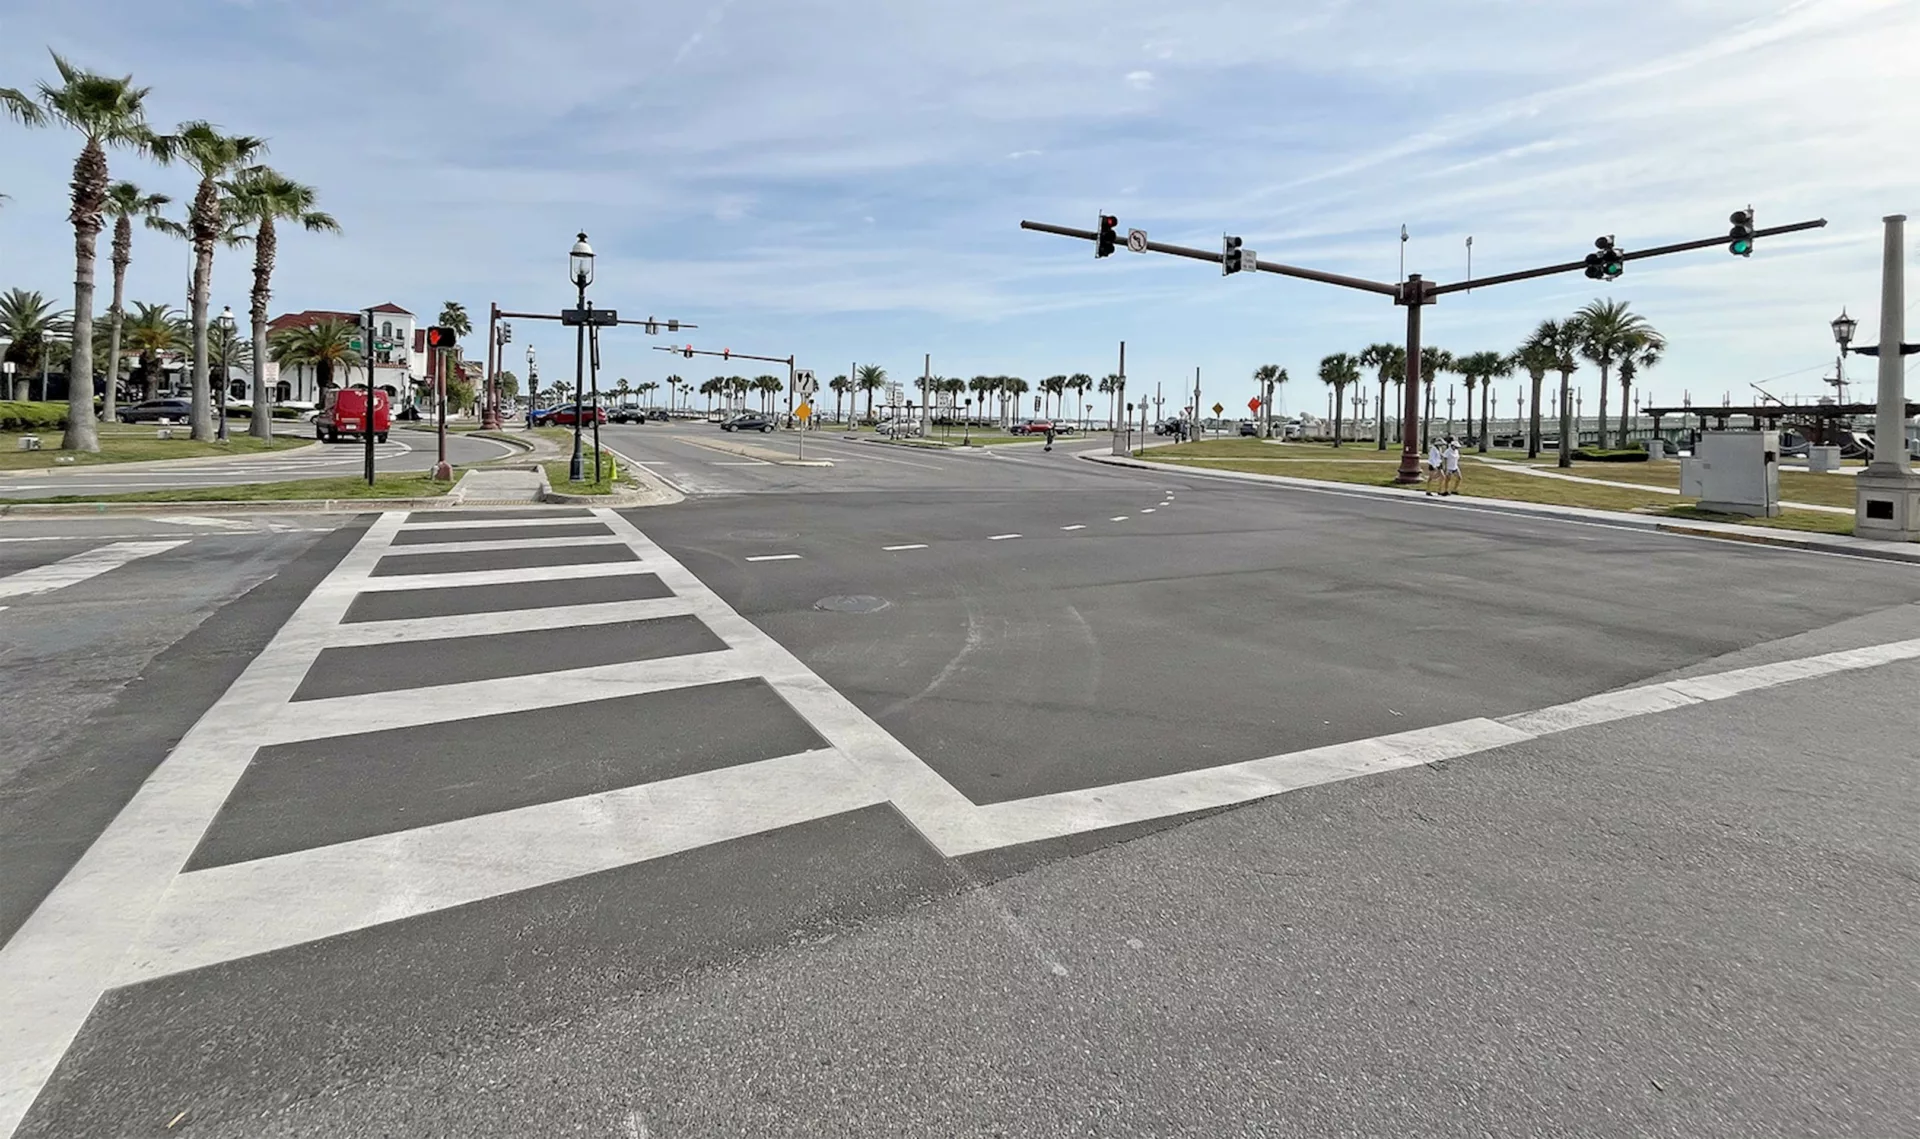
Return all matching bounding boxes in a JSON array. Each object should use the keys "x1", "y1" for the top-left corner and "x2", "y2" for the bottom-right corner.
[
  {"x1": 1730, "y1": 238, "x2": 1753, "y2": 256},
  {"x1": 1604, "y1": 259, "x2": 1624, "y2": 278}
]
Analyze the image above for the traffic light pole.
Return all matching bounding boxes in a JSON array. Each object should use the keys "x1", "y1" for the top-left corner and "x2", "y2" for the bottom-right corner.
[{"x1": 1021, "y1": 215, "x2": 1827, "y2": 485}]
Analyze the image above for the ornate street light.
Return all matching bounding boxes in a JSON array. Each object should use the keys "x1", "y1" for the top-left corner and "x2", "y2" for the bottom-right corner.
[
  {"x1": 567, "y1": 232, "x2": 594, "y2": 481},
  {"x1": 216, "y1": 305, "x2": 236, "y2": 441}
]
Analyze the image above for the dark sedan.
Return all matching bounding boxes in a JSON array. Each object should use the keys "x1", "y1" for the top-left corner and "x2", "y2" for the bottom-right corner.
[
  {"x1": 721, "y1": 413, "x2": 775, "y2": 433},
  {"x1": 118, "y1": 398, "x2": 194, "y2": 424}
]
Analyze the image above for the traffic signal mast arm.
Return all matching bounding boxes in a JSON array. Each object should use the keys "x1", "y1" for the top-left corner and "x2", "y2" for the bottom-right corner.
[
  {"x1": 1430, "y1": 217, "x2": 1827, "y2": 296},
  {"x1": 495, "y1": 307, "x2": 698, "y2": 331},
  {"x1": 1022, "y1": 215, "x2": 1827, "y2": 300},
  {"x1": 650, "y1": 345, "x2": 793, "y2": 366},
  {"x1": 1021, "y1": 220, "x2": 1400, "y2": 298}
]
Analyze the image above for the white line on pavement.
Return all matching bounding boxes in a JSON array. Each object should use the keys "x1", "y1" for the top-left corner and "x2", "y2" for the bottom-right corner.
[
  {"x1": 884, "y1": 544, "x2": 929, "y2": 551},
  {"x1": 987, "y1": 534, "x2": 1021, "y2": 541},
  {"x1": 1141, "y1": 508, "x2": 1156, "y2": 513},
  {"x1": 745, "y1": 553, "x2": 803, "y2": 561},
  {"x1": 1110, "y1": 516, "x2": 1129, "y2": 522},
  {"x1": 1061, "y1": 525, "x2": 1086, "y2": 531},
  {"x1": 0, "y1": 541, "x2": 189, "y2": 601}
]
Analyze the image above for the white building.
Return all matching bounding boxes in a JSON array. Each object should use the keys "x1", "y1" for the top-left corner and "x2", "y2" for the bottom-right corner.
[{"x1": 264, "y1": 303, "x2": 422, "y2": 403}]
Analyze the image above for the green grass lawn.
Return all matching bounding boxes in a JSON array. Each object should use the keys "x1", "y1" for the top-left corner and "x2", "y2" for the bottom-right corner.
[
  {"x1": 543, "y1": 450, "x2": 622, "y2": 495},
  {"x1": 1138, "y1": 440, "x2": 1852, "y2": 535},
  {"x1": 20, "y1": 471, "x2": 454, "y2": 504},
  {"x1": 0, "y1": 427, "x2": 306, "y2": 470}
]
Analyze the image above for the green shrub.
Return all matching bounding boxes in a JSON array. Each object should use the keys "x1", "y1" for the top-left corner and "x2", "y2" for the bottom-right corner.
[
  {"x1": 0, "y1": 401, "x2": 68, "y2": 432},
  {"x1": 1572, "y1": 447, "x2": 1648, "y2": 462},
  {"x1": 272, "y1": 406, "x2": 299, "y2": 419}
]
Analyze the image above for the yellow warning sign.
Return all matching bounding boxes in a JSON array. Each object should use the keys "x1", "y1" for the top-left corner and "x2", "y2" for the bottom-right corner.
[{"x1": 796, "y1": 402, "x2": 813, "y2": 421}]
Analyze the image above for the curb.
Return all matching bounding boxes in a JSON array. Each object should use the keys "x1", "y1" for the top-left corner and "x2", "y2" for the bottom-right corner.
[
  {"x1": 538, "y1": 443, "x2": 685, "y2": 508},
  {"x1": 1080, "y1": 451, "x2": 1920, "y2": 564}
]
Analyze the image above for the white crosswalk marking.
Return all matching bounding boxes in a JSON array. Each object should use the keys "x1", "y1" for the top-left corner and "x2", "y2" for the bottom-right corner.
[{"x1": 0, "y1": 541, "x2": 188, "y2": 601}]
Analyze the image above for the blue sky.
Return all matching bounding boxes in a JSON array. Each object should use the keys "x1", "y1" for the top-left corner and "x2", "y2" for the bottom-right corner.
[{"x1": 3, "y1": 0, "x2": 1916, "y2": 419}]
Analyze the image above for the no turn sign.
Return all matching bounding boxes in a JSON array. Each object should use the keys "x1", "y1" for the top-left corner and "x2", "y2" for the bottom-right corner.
[{"x1": 1126, "y1": 228, "x2": 1148, "y2": 253}]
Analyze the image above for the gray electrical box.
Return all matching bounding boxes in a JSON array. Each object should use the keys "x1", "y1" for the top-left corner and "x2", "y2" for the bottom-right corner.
[{"x1": 1693, "y1": 431, "x2": 1781, "y2": 517}]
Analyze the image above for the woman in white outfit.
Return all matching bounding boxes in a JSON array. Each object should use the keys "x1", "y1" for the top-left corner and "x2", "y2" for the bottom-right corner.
[
  {"x1": 1443, "y1": 436, "x2": 1463, "y2": 495},
  {"x1": 1426, "y1": 438, "x2": 1444, "y2": 495}
]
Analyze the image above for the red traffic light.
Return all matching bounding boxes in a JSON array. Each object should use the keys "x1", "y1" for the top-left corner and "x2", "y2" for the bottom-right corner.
[
  {"x1": 426, "y1": 325, "x2": 458, "y2": 349},
  {"x1": 1095, "y1": 214, "x2": 1120, "y2": 258},
  {"x1": 682, "y1": 345, "x2": 694, "y2": 358}
]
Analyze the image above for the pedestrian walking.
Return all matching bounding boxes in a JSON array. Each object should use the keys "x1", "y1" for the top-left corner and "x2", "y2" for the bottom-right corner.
[
  {"x1": 1443, "y1": 435, "x2": 1464, "y2": 495},
  {"x1": 1426, "y1": 437, "x2": 1444, "y2": 495},
  {"x1": 1044, "y1": 424, "x2": 1056, "y2": 452}
]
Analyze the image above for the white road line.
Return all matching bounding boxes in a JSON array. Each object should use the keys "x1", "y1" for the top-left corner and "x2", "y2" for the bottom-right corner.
[
  {"x1": 745, "y1": 553, "x2": 803, "y2": 562},
  {"x1": 1141, "y1": 508, "x2": 1156, "y2": 513},
  {"x1": 0, "y1": 540, "x2": 189, "y2": 601},
  {"x1": 712, "y1": 460, "x2": 773, "y2": 467},
  {"x1": 352, "y1": 560, "x2": 653, "y2": 593},
  {"x1": 1110, "y1": 516, "x2": 1129, "y2": 522},
  {"x1": 987, "y1": 533, "x2": 1021, "y2": 541},
  {"x1": 379, "y1": 534, "x2": 628, "y2": 557},
  {"x1": 395, "y1": 515, "x2": 605, "y2": 531},
  {"x1": 884, "y1": 544, "x2": 929, "y2": 551},
  {"x1": 323, "y1": 597, "x2": 697, "y2": 647},
  {"x1": 1061, "y1": 525, "x2": 1086, "y2": 531},
  {"x1": 120, "y1": 749, "x2": 878, "y2": 983}
]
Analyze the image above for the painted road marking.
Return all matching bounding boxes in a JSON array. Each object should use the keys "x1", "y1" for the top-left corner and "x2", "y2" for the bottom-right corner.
[
  {"x1": 884, "y1": 544, "x2": 929, "y2": 551},
  {"x1": 0, "y1": 541, "x2": 189, "y2": 601},
  {"x1": 1142, "y1": 508, "x2": 1156, "y2": 513},
  {"x1": 1110, "y1": 516, "x2": 1129, "y2": 522},
  {"x1": 712, "y1": 460, "x2": 773, "y2": 467},
  {"x1": 745, "y1": 553, "x2": 803, "y2": 562},
  {"x1": 1061, "y1": 525, "x2": 1086, "y2": 531},
  {"x1": 987, "y1": 534, "x2": 1021, "y2": 541}
]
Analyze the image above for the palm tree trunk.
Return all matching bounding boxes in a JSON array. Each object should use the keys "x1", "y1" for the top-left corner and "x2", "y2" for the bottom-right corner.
[
  {"x1": 1332, "y1": 385, "x2": 1344, "y2": 447},
  {"x1": 1479, "y1": 379, "x2": 1490, "y2": 453},
  {"x1": 61, "y1": 137, "x2": 107, "y2": 453},
  {"x1": 104, "y1": 232, "x2": 129, "y2": 425},
  {"x1": 187, "y1": 178, "x2": 218, "y2": 441},
  {"x1": 1376, "y1": 376, "x2": 1387, "y2": 450},
  {"x1": 1618, "y1": 382, "x2": 1631, "y2": 449},
  {"x1": 1596, "y1": 363, "x2": 1611, "y2": 449},
  {"x1": 1528, "y1": 373, "x2": 1543, "y2": 458},
  {"x1": 249, "y1": 214, "x2": 276, "y2": 440}
]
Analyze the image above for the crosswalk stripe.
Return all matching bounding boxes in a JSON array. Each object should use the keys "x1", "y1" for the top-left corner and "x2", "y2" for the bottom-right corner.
[{"x1": 0, "y1": 541, "x2": 189, "y2": 601}]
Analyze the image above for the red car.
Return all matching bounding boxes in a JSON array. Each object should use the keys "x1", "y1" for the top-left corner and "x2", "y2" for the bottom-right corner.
[
  {"x1": 1010, "y1": 419, "x2": 1055, "y2": 436},
  {"x1": 546, "y1": 405, "x2": 607, "y2": 426}
]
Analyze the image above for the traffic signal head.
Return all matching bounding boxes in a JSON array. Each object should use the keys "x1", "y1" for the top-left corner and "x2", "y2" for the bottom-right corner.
[
  {"x1": 667, "y1": 319, "x2": 679, "y2": 332},
  {"x1": 1096, "y1": 214, "x2": 1119, "y2": 258},
  {"x1": 644, "y1": 319, "x2": 659, "y2": 335},
  {"x1": 1586, "y1": 235, "x2": 1624, "y2": 281},
  {"x1": 1222, "y1": 234, "x2": 1244, "y2": 275},
  {"x1": 682, "y1": 345, "x2": 694, "y2": 358},
  {"x1": 1728, "y1": 209, "x2": 1754, "y2": 257},
  {"x1": 427, "y1": 325, "x2": 458, "y2": 349}
]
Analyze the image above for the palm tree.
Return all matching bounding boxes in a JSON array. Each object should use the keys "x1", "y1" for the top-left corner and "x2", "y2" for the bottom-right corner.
[
  {"x1": 1002, "y1": 376, "x2": 1030, "y2": 425},
  {"x1": 1251, "y1": 364, "x2": 1287, "y2": 438},
  {"x1": 1509, "y1": 336, "x2": 1559, "y2": 460},
  {"x1": 1358, "y1": 343, "x2": 1405, "y2": 451},
  {"x1": 828, "y1": 375, "x2": 849, "y2": 422},
  {"x1": 0, "y1": 289, "x2": 74, "y2": 400},
  {"x1": 1575, "y1": 298, "x2": 1661, "y2": 449},
  {"x1": 223, "y1": 167, "x2": 339, "y2": 439},
  {"x1": 664, "y1": 374, "x2": 685, "y2": 413},
  {"x1": 1039, "y1": 375, "x2": 1066, "y2": 418},
  {"x1": 1451, "y1": 350, "x2": 1508, "y2": 451},
  {"x1": 1617, "y1": 330, "x2": 1664, "y2": 447},
  {"x1": 120, "y1": 301, "x2": 185, "y2": 400},
  {"x1": 4, "y1": 52, "x2": 164, "y2": 451},
  {"x1": 1318, "y1": 353, "x2": 1360, "y2": 446},
  {"x1": 1522, "y1": 318, "x2": 1583, "y2": 468},
  {"x1": 639, "y1": 380, "x2": 659, "y2": 408},
  {"x1": 698, "y1": 377, "x2": 721, "y2": 412},
  {"x1": 753, "y1": 374, "x2": 782, "y2": 414},
  {"x1": 1066, "y1": 373, "x2": 1092, "y2": 427},
  {"x1": 1097, "y1": 374, "x2": 1122, "y2": 428},
  {"x1": 268, "y1": 316, "x2": 361, "y2": 394},
  {"x1": 150, "y1": 121, "x2": 267, "y2": 440},
  {"x1": 97, "y1": 181, "x2": 172, "y2": 421},
  {"x1": 855, "y1": 363, "x2": 886, "y2": 422},
  {"x1": 1418, "y1": 347, "x2": 1455, "y2": 449},
  {"x1": 614, "y1": 377, "x2": 631, "y2": 407}
]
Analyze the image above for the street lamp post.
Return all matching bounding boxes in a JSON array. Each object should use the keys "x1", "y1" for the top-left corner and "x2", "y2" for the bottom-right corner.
[
  {"x1": 525, "y1": 345, "x2": 537, "y2": 428},
  {"x1": 1830, "y1": 308, "x2": 1857, "y2": 409},
  {"x1": 216, "y1": 306, "x2": 235, "y2": 442},
  {"x1": 568, "y1": 232, "x2": 594, "y2": 482}
]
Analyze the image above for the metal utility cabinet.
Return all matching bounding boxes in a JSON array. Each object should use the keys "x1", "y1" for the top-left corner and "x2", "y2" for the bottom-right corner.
[{"x1": 1691, "y1": 431, "x2": 1781, "y2": 517}]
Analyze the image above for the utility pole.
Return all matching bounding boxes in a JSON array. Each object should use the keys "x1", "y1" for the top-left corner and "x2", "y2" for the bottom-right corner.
[{"x1": 1852, "y1": 213, "x2": 1920, "y2": 540}]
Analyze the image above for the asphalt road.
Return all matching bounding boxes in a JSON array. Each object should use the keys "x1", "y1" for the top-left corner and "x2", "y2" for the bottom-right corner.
[
  {"x1": 0, "y1": 428, "x2": 517, "y2": 500},
  {"x1": 3, "y1": 441, "x2": 1917, "y2": 1138}
]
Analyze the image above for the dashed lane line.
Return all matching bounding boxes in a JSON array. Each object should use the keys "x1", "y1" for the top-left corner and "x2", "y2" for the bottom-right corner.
[
  {"x1": 987, "y1": 534, "x2": 1022, "y2": 541},
  {"x1": 1111, "y1": 516, "x2": 1129, "y2": 522},
  {"x1": 884, "y1": 544, "x2": 929, "y2": 551},
  {"x1": 745, "y1": 553, "x2": 803, "y2": 562},
  {"x1": 1061, "y1": 525, "x2": 1086, "y2": 531}
]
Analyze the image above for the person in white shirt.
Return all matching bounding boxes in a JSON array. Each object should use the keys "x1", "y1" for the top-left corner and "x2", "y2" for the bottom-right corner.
[
  {"x1": 1426, "y1": 438, "x2": 1444, "y2": 495},
  {"x1": 1443, "y1": 436, "x2": 1463, "y2": 495}
]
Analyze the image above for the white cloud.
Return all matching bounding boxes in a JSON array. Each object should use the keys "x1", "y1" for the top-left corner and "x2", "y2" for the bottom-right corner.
[{"x1": 1125, "y1": 70, "x2": 1154, "y2": 89}]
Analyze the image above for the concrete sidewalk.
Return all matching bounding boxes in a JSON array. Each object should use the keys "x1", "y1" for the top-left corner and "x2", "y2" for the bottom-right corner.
[{"x1": 1084, "y1": 451, "x2": 1920, "y2": 565}]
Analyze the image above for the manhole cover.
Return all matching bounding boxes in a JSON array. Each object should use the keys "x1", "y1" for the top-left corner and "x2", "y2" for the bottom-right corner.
[{"x1": 815, "y1": 595, "x2": 890, "y2": 614}]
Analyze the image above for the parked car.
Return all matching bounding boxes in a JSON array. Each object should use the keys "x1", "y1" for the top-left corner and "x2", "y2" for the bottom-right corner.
[
  {"x1": 546, "y1": 405, "x2": 608, "y2": 427},
  {"x1": 1010, "y1": 419, "x2": 1056, "y2": 436},
  {"x1": 608, "y1": 407, "x2": 647, "y2": 424},
  {"x1": 314, "y1": 387, "x2": 391, "y2": 443},
  {"x1": 1238, "y1": 420, "x2": 1259, "y2": 437},
  {"x1": 876, "y1": 419, "x2": 922, "y2": 438},
  {"x1": 722, "y1": 413, "x2": 775, "y2": 433},
  {"x1": 118, "y1": 398, "x2": 193, "y2": 424}
]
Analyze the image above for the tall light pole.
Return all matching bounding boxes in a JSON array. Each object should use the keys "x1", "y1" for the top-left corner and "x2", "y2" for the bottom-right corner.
[
  {"x1": 525, "y1": 344, "x2": 537, "y2": 428},
  {"x1": 1851, "y1": 213, "x2": 1919, "y2": 541},
  {"x1": 1830, "y1": 308, "x2": 1856, "y2": 407},
  {"x1": 216, "y1": 306, "x2": 235, "y2": 442},
  {"x1": 568, "y1": 233, "x2": 595, "y2": 481}
]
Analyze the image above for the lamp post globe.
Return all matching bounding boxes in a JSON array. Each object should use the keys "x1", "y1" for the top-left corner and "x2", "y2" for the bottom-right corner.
[{"x1": 1831, "y1": 309, "x2": 1857, "y2": 349}]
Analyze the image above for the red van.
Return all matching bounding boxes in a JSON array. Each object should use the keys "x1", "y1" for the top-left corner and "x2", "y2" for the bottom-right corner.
[{"x1": 315, "y1": 387, "x2": 391, "y2": 443}]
